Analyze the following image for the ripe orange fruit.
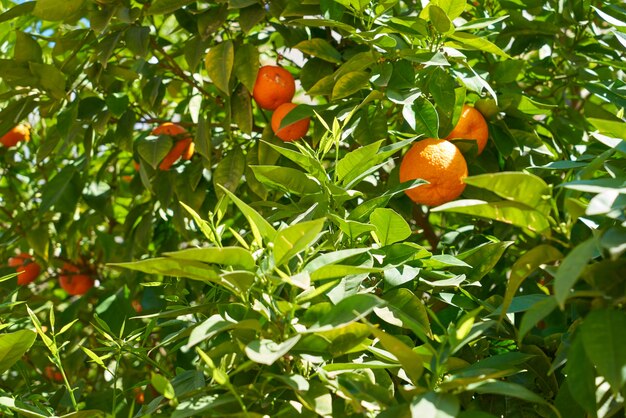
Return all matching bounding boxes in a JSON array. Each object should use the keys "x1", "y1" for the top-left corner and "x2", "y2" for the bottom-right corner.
[
  {"x1": 0, "y1": 124, "x2": 30, "y2": 148},
  {"x1": 445, "y1": 105, "x2": 489, "y2": 155},
  {"x1": 8, "y1": 253, "x2": 40, "y2": 285},
  {"x1": 133, "y1": 387, "x2": 145, "y2": 404},
  {"x1": 131, "y1": 299, "x2": 143, "y2": 313},
  {"x1": 152, "y1": 123, "x2": 194, "y2": 170},
  {"x1": 271, "y1": 103, "x2": 310, "y2": 142},
  {"x1": 252, "y1": 66, "x2": 295, "y2": 110},
  {"x1": 59, "y1": 263, "x2": 94, "y2": 296},
  {"x1": 399, "y1": 138, "x2": 468, "y2": 207},
  {"x1": 44, "y1": 365, "x2": 63, "y2": 382}
]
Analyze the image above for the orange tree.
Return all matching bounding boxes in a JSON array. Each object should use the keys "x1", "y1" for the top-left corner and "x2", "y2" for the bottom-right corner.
[{"x1": 0, "y1": 0, "x2": 625, "y2": 417}]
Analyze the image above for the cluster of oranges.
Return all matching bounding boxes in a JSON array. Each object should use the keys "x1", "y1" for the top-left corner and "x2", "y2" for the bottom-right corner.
[
  {"x1": 399, "y1": 105, "x2": 489, "y2": 207},
  {"x1": 151, "y1": 122, "x2": 195, "y2": 171},
  {"x1": 6, "y1": 254, "x2": 94, "y2": 296},
  {"x1": 253, "y1": 65, "x2": 310, "y2": 142}
]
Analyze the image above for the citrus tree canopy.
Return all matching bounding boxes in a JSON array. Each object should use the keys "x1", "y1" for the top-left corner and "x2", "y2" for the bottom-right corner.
[{"x1": 0, "y1": 0, "x2": 625, "y2": 417}]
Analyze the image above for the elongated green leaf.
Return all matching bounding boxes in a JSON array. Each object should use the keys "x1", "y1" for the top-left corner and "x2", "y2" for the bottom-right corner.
[
  {"x1": 499, "y1": 245, "x2": 562, "y2": 320},
  {"x1": 138, "y1": 136, "x2": 172, "y2": 169},
  {"x1": 453, "y1": 241, "x2": 513, "y2": 282},
  {"x1": 0, "y1": 2, "x2": 36, "y2": 24},
  {"x1": 310, "y1": 264, "x2": 381, "y2": 281},
  {"x1": 273, "y1": 219, "x2": 325, "y2": 266},
  {"x1": 429, "y1": 5, "x2": 452, "y2": 33},
  {"x1": 39, "y1": 166, "x2": 81, "y2": 213},
  {"x1": 468, "y1": 380, "x2": 553, "y2": 406},
  {"x1": 447, "y1": 32, "x2": 511, "y2": 58},
  {"x1": 370, "y1": 208, "x2": 411, "y2": 246},
  {"x1": 456, "y1": 15, "x2": 509, "y2": 30},
  {"x1": 109, "y1": 258, "x2": 220, "y2": 281},
  {"x1": 294, "y1": 39, "x2": 342, "y2": 64},
  {"x1": 554, "y1": 238, "x2": 597, "y2": 308},
  {"x1": 430, "y1": 0, "x2": 466, "y2": 20},
  {"x1": 0, "y1": 396, "x2": 49, "y2": 418},
  {"x1": 245, "y1": 335, "x2": 301, "y2": 365},
  {"x1": 152, "y1": 372, "x2": 176, "y2": 400},
  {"x1": 188, "y1": 315, "x2": 261, "y2": 348},
  {"x1": 250, "y1": 165, "x2": 321, "y2": 196},
  {"x1": 164, "y1": 247, "x2": 255, "y2": 269},
  {"x1": 580, "y1": 309, "x2": 626, "y2": 394},
  {"x1": 303, "y1": 248, "x2": 371, "y2": 273},
  {"x1": 213, "y1": 148, "x2": 245, "y2": 198},
  {"x1": 306, "y1": 294, "x2": 385, "y2": 332},
  {"x1": 148, "y1": 0, "x2": 195, "y2": 14},
  {"x1": 410, "y1": 391, "x2": 460, "y2": 418},
  {"x1": 0, "y1": 330, "x2": 37, "y2": 374},
  {"x1": 464, "y1": 172, "x2": 552, "y2": 215},
  {"x1": 233, "y1": 44, "x2": 259, "y2": 92},
  {"x1": 179, "y1": 202, "x2": 217, "y2": 243},
  {"x1": 329, "y1": 214, "x2": 376, "y2": 240},
  {"x1": 33, "y1": 0, "x2": 84, "y2": 21},
  {"x1": 60, "y1": 411, "x2": 106, "y2": 418},
  {"x1": 336, "y1": 140, "x2": 383, "y2": 185},
  {"x1": 433, "y1": 199, "x2": 550, "y2": 234},
  {"x1": 218, "y1": 186, "x2": 277, "y2": 245},
  {"x1": 264, "y1": 141, "x2": 327, "y2": 182},
  {"x1": 369, "y1": 325, "x2": 424, "y2": 385},
  {"x1": 403, "y1": 98, "x2": 439, "y2": 137},
  {"x1": 518, "y1": 297, "x2": 558, "y2": 342},
  {"x1": 332, "y1": 71, "x2": 370, "y2": 100},
  {"x1": 205, "y1": 40, "x2": 234, "y2": 94},
  {"x1": 565, "y1": 337, "x2": 598, "y2": 416}
]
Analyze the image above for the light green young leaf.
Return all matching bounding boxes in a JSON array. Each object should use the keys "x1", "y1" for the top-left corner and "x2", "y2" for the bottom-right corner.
[
  {"x1": 245, "y1": 336, "x2": 301, "y2": 365},
  {"x1": 369, "y1": 325, "x2": 424, "y2": 385},
  {"x1": 447, "y1": 32, "x2": 511, "y2": 58},
  {"x1": 151, "y1": 372, "x2": 176, "y2": 400},
  {"x1": 218, "y1": 186, "x2": 277, "y2": 245},
  {"x1": 164, "y1": 247, "x2": 255, "y2": 270},
  {"x1": 250, "y1": 165, "x2": 321, "y2": 196},
  {"x1": 33, "y1": 0, "x2": 84, "y2": 20},
  {"x1": 410, "y1": 391, "x2": 460, "y2": 418},
  {"x1": 433, "y1": 199, "x2": 551, "y2": 234},
  {"x1": 273, "y1": 219, "x2": 325, "y2": 266},
  {"x1": 0, "y1": 330, "x2": 37, "y2": 374},
  {"x1": 369, "y1": 208, "x2": 412, "y2": 246}
]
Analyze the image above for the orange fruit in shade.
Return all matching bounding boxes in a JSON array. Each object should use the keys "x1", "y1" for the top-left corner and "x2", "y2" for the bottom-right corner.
[
  {"x1": 445, "y1": 105, "x2": 489, "y2": 155},
  {"x1": 152, "y1": 123, "x2": 194, "y2": 170},
  {"x1": 59, "y1": 263, "x2": 94, "y2": 296},
  {"x1": 271, "y1": 103, "x2": 310, "y2": 142},
  {"x1": 131, "y1": 299, "x2": 143, "y2": 313},
  {"x1": 0, "y1": 124, "x2": 30, "y2": 148},
  {"x1": 252, "y1": 65, "x2": 296, "y2": 110},
  {"x1": 9, "y1": 253, "x2": 41, "y2": 285},
  {"x1": 44, "y1": 365, "x2": 63, "y2": 382},
  {"x1": 399, "y1": 138, "x2": 468, "y2": 207}
]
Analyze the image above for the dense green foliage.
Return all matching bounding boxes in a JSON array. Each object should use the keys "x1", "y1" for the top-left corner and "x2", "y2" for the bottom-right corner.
[{"x1": 0, "y1": 0, "x2": 625, "y2": 417}]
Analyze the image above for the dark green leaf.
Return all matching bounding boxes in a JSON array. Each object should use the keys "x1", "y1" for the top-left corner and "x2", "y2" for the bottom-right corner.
[{"x1": 204, "y1": 41, "x2": 234, "y2": 95}]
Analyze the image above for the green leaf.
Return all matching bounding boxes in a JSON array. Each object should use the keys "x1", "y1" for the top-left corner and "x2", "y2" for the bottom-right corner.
[
  {"x1": 0, "y1": 2, "x2": 36, "y2": 24},
  {"x1": 499, "y1": 244, "x2": 562, "y2": 320},
  {"x1": 151, "y1": 372, "x2": 176, "y2": 400},
  {"x1": 369, "y1": 325, "x2": 425, "y2": 385},
  {"x1": 306, "y1": 294, "x2": 385, "y2": 332},
  {"x1": 464, "y1": 172, "x2": 552, "y2": 215},
  {"x1": 179, "y1": 202, "x2": 217, "y2": 243},
  {"x1": 231, "y1": 84, "x2": 253, "y2": 134},
  {"x1": 33, "y1": 0, "x2": 84, "y2": 21},
  {"x1": 213, "y1": 148, "x2": 246, "y2": 198},
  {"x1": 369, "y1": 208, "x2": 411, "y2": 246},
  {"x1": 273, "y1": 219, "x2": 326, "y2": 266},
  {"x1": 518, "y1": 297, "x2": 558, "y2": 342},
  {"x1": 59, "y1": 411, "x2": 106, "y2": 418},
  {"x1": 310, "y1": 264, "x2": 382, "y2": 281},
  {"x1": 430, "y1": 0, "x2": 466, "y2": 20},
  {"x1": 264, "y1": 141, "x2": 327, "y2": 182},
  {"x1": 433, "y1": 200, "x2": 551, "y2": 234},
  {"x1": 554, "y1": 238, "x2": 597, "y2": 308},
  {"x1": 0, "y1": 330, "x2": 37, "y2": 374},
  {"x1": 402, "y1": 98, "x2": 439, "y2": 138},
  {"x1": 0, "y1": 396, "x2": 49, "y2": 418},
  {"x1": 447, "y1": 32, "x2": 511, "y2": 58},
  {"x1": 565, "y1": 336, "x2": 598, "y2": 416},
  {"x1": 245, "y1": 335, "x2": 301, "y2": 365},
  {"x1": 336, "y1": 140, "x2": 383, "y2": 185},
  {"x1": 218, "y1": 186, "x2": 277, "y2": 245},
  {"x1": 329, "y1": 215, "x2": 377, "y2": 240},
  {"x1": 453, "y1": 241, "x2": 514, "y2": 282},
  {"x1": 332, "y1": 71, "x2": 370, "y2": 100},
  {"x1": 29, "y1": 62, "x2": 66, "y2": 99},
  {"x1": 138, "y1": 136, "x2": 172, "y2": 169},
  {"x1": 14, "y1": 32, "x2": 42, "y2": 64},
  {"x1": 468, "y1": 380, "x2": 554, "y2": 406},
  {"x1": 39, "y1": 166, "x2": 81, "y2": 214},
  {"x1": 164, "y1": 247, "x2": 255, "y2": 270},
  {"x1": 429, "y1": 5, "x2": 452, "y2": 33},
  {"x1": 148, "y1": 0, "x2": 195, "y2": 14},
  {"x1": 204, "y1": 40, "x2": 234, "y2": 94},
  {"x1": 294, "y1": 38, "x2": 342, "y2": 64},
  {"x1": 188, "y1": 315, "x2": 261, "y2": 348},
  {"x1": 410, "y1": 391, "x2": 460, "y2": 418},
  {"x1": 81, "y1": 346, "x2": 106, "y2": 368},
  {"x1": 250, "y1": 165, "x2": 321, "y2": 196},
  {"x1": 303, "y1": 248, "x2": 371, "y2": 273},
  {"x1": 233, "y1": 44, "x2": 259, "y2": 92},
  {"x1": 109, "y1": 258, "x2": 220, "y2": 281},
  {"x1": 580, "y1": 309, "x2": 626, "y2": 394}
]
